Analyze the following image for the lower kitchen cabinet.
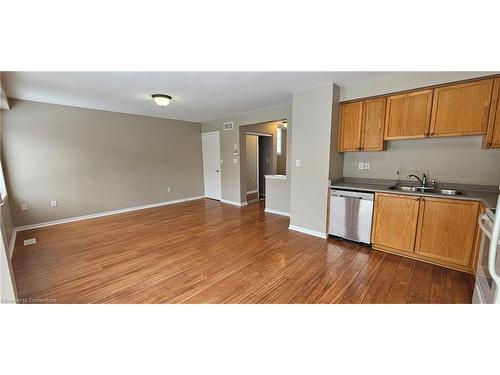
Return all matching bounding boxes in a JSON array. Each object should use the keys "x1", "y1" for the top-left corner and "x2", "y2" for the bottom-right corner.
[
  {"x1": 371, "y1": 193, "x2": 481, "y2": 273},
  {"x1": 414, "y1": 197, "x2": 480, "y2": 269},
  {"x1": 372, "y1": 193, "x2": 420, "y2": 254}
]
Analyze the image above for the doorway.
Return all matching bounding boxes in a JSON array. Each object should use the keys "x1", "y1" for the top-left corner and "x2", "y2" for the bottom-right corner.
[
  {"x1": 201, "y1": 132, "x2": 222, "y2": 200},
  {"x1": 244, "y1": 132, "x2": 272, "y2": 203}
]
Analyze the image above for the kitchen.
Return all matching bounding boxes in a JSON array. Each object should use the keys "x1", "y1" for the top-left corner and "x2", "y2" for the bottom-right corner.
[{"x1": 328, "y1": 75, "x2": 500, "y2": 304}]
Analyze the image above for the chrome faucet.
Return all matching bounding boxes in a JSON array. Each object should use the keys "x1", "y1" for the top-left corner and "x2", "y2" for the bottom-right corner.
[{"x1": 408, "y1": 173, "x2": 427, "y2": 187}]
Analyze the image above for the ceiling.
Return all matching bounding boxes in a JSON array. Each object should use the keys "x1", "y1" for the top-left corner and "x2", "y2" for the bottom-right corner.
[{"x1": 2, "y1": 72, "x2": 397, "y2": 123}]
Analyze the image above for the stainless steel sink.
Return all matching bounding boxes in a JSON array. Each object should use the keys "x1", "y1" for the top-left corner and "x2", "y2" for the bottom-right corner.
[
  {"x1": 423, "y1": 188, "x2": 462, "y2": 196},
  {"x1": 387, "y1": 185, "x2": 462, "y2": 196},
  {"x1": 388, "y1": 185, "x2": 419, "y2": 192}
]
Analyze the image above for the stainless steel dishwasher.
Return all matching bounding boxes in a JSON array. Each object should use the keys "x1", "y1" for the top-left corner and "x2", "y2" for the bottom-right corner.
[{"x1": 329, "y1": 189, "x2": 374, "y2": 244}]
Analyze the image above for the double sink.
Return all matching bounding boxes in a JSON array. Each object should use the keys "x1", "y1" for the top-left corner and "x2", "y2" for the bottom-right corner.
[{"x1": 388, "y1": 185, "x2": 462, "y2": 196}]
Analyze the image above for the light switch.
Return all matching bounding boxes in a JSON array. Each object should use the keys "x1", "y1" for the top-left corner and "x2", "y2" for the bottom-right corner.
[
  {"x1": 364, "y1": 162, "x2": 370, "y2": 170},
  {"x1": 358, "y1": 162, "x2": 364, "y2": 170},
  {"x1": 233, "y1": 158, "x2": 238, "y2": 164},
  {"x1": 21, "y1": 203, "x2": 28, "y2": 211},
  {"x1": 295, "y1": 160, "x2": 300, "y2": 167},
  {"x1": 51, "y1": 200, "x2": 58, "y2": 207}
]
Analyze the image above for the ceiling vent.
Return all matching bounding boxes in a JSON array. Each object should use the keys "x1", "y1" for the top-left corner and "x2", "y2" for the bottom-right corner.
[{"x1": 223, "y1": 121, "x2": 234, "y2": 130}]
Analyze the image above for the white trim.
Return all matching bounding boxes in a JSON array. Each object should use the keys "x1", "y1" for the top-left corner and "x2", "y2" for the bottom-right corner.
[
  {"x1": 264, "y1": 208, "x2": 290, "y2": 217},
  {"x1": 201, "y1": 131, "x2": 220, "y2": 136},
  {"x1": 245, "y1": 131, "x2": 272, "y2": 137},
  {"x1": 7, "y1": 229, "x2": 17, "y2": 259},
  {"x1": 265, "y1": 175, "x2": 287, "y2": 180},
  {"x1": 220, "y1": 199, "x2": 248, "y2": 207},
  {"x1": 14, "y1": 196, "x2": 205, "y2": 232},
  {"x1": 246, "y1": 190, "x2": 258, "y2": 194},
  {"x1": 288, "y1": 224, "x2": 327, "y2": 239}
]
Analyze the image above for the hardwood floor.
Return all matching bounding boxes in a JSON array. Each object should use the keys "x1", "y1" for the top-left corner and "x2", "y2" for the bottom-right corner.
[{"x1": 11, "y1": 198, "x2": 474, "y2": 303}]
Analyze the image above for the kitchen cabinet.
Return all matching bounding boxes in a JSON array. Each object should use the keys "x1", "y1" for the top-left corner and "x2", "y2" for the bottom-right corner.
[
  {"x1": 430, "y1": 79, "x2": 493, "y2": 137},
  {"x1": 372, "y1": 193, "x2": 481, "y2": 273},
  {"x1": 414, "y1": 197, "x2": 480, "y2": 269},
  {"x1": 371, "y1": 193, "x2": 420, "y2": 254},
  {"x1": 339, "y1": 97, "x2": 386, "y2": 152},
  {"x1": 384, "y1": 89, "x2": 433, "y2": 139},
  {"x1": 338, "y1": 101, "x2": 363, "y2": 151},
  {"x1": 484, "y1": 78, "x2": 500, "y2": 148}
]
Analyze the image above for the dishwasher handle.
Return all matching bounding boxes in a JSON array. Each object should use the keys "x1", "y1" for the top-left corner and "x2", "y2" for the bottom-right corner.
[{"x1": 331, "y1": 189, "x2": 374, "y2": 201}]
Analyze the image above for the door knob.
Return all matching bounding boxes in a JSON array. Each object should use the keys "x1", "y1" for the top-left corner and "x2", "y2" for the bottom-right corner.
[{"x1": 216, "y1": 169, "x2": 219, "y2": 173}]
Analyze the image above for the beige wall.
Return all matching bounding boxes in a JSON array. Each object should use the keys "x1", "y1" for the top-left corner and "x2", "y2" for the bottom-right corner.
[
  {"x1": 340, "y1": 72, "x2": 500, "y2": 186},
  {"x1": 329, "y1": 85, "x2": 343, "y2": 181},
  {"x1": 2, "y1": 99, "x2": 204, "y2": 227},
  {"x1": 290, "y1": 84, "x2": 336, "y2": 235},
  {"x1": 201, "y1": 105, "x2": 292, "y2": 203},
  {"x1": 265, "y1": 177, "x2": 290, "y2": 213},
  {"x1": 245, "y1": 135, "x2": 258, "y2": 192},
  {"x1": 0, "y1": 71, "x2": 18, "y2": 302}
]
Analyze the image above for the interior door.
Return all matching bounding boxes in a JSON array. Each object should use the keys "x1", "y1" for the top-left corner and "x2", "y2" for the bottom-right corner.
[{"x1": 201, "y1": 132, "x2": 222, "y2": 200}]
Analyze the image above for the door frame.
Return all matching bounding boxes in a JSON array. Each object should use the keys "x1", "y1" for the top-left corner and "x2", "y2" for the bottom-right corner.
[{"x1": 201, "y1": 131, "x2": 222, "y2": 201}]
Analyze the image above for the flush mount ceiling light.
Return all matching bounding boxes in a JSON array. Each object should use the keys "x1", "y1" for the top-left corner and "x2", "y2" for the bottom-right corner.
[{"x1": 152, "y1": 94, "x2": 172, "y2": 107}]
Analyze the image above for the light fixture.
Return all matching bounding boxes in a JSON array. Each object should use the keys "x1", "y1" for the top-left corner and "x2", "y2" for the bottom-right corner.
[
  {"x1": 152, "y1": 94, "x2": 172, "y2": 107},
  {"x1": 282, "y1": 121, "x2": 288, "y2": 128}
]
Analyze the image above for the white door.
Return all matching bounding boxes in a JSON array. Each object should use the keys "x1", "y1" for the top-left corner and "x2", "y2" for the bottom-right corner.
[{"x1": 202, "y1": 132, "x2": 222, "y2": 200}]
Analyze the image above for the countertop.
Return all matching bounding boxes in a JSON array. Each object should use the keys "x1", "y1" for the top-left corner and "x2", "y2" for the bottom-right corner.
[{"x1": 330, "y1": 178, "x2": 499, "y2": 208}]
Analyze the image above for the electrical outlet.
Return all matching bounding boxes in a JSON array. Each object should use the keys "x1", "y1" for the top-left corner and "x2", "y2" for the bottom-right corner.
[
  {"x1": 21, "y1": 203, "x2": 28, "y2": 211},
  {"x1": 358, "y1": 162, "x2": 364, "y2": 170},
  {"x1": 364, "y1": 162, "x2": 371, "y2": 170},
  {"x1": 295, "y1": 160, "x2": 301, "y2": 167},
  {"x1": 51, "y1": 200, "x2": 58, "y2": 207},
  {"x1": 167, "y1": 186, "x2": 172, "y2": 192}
]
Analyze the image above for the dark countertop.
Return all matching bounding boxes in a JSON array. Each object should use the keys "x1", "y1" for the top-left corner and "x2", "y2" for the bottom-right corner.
[{"x1": 330, "y1": 179, "x2": 499, "y2": 208}]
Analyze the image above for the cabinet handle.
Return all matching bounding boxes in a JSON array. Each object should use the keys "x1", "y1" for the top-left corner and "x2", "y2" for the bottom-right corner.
[
  {"x1": 424, "y1": 133, "x2": 429, "y2": 137},
  {"x1": 429, "y1": 132, "x2": 434, "y2": 136},
  {"x1": 416, "y1": 197, "x2": 420, "y2": 201},
  {"x1": 486, "y1": 142, "x2": 492, "y2": 147}
]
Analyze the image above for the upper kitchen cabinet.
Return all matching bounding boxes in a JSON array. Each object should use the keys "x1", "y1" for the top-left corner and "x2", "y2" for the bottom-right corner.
[
  {"x1": 338, "y1": 97, "x2": 386, "y2": 152},
  {"x1": 339, "y1": 101, "x2": 363, "y2": 151},
  {"x1": 384, "y1": 89, "x2": 433, "y2": 140},
  {"x1": 484, "y1": 78, "x2": 500, "y2": 148},
  {"x1": 430, "y1": 79, "x2": 493, "y2": 137},
  {"x1": 361, "y1": 97, "x2": 386, "y2": 151}
]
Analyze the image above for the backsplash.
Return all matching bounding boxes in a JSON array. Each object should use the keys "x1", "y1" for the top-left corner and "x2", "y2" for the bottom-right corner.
[{"x1": 343, "y1": 136, "x2": 500, "y2": 186}]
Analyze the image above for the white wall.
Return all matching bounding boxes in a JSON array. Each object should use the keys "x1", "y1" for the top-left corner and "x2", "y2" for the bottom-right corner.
[{"x1": 289, "y1": 84, "x2": 336, "y2": 236}]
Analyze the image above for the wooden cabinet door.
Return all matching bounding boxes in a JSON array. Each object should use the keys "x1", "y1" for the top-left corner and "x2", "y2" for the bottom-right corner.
[
  {"x1": 361, "y1": 97, "x2": 386, "y2": 151},
  {"x1": 339, "y1": 102, "x2": 363, "y2": 151},
  {"x1": 414, "y1": 197, "x2": 480, "y2": 269},
  {"x1": 484, "y1": 78, "x2": 500, "y2": 148},
  {"x1": 384, "y1": 89, "x2": 433, "y2": 139},
  {"x1": 430, "y1": 79, "x2": 493, "y2": 137},
  {"x1": 372, "y1": 193, "x2": 420, "y2": 254}
]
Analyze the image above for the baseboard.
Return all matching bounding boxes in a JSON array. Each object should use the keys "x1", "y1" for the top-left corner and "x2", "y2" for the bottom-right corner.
[
  {"x1": 288, "y1": 224, "x2": 327, "y2": 239},
  {"x1": 246, "y1": 190, "x2": 258, "y2": 194},
  {"x1": 264, "y1": 208, "x2": 290, "y2": 217},
  {"x1": 220, "y1": 199, "x2": 248, "y2": 207},
  {"x1": 14, "y1": 196, "x2": 205, "y2": 232},
  {"x1": 7, "y1": 229, "x2": 17, "y2": 259}
]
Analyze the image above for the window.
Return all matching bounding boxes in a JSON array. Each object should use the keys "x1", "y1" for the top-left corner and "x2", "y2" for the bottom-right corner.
[
  {"x1": 0, "y1": 160, "x2": 7, "y2": 204},
  {"x1": 276, "y1": 127, "x2": 282, "y2": 155}
]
